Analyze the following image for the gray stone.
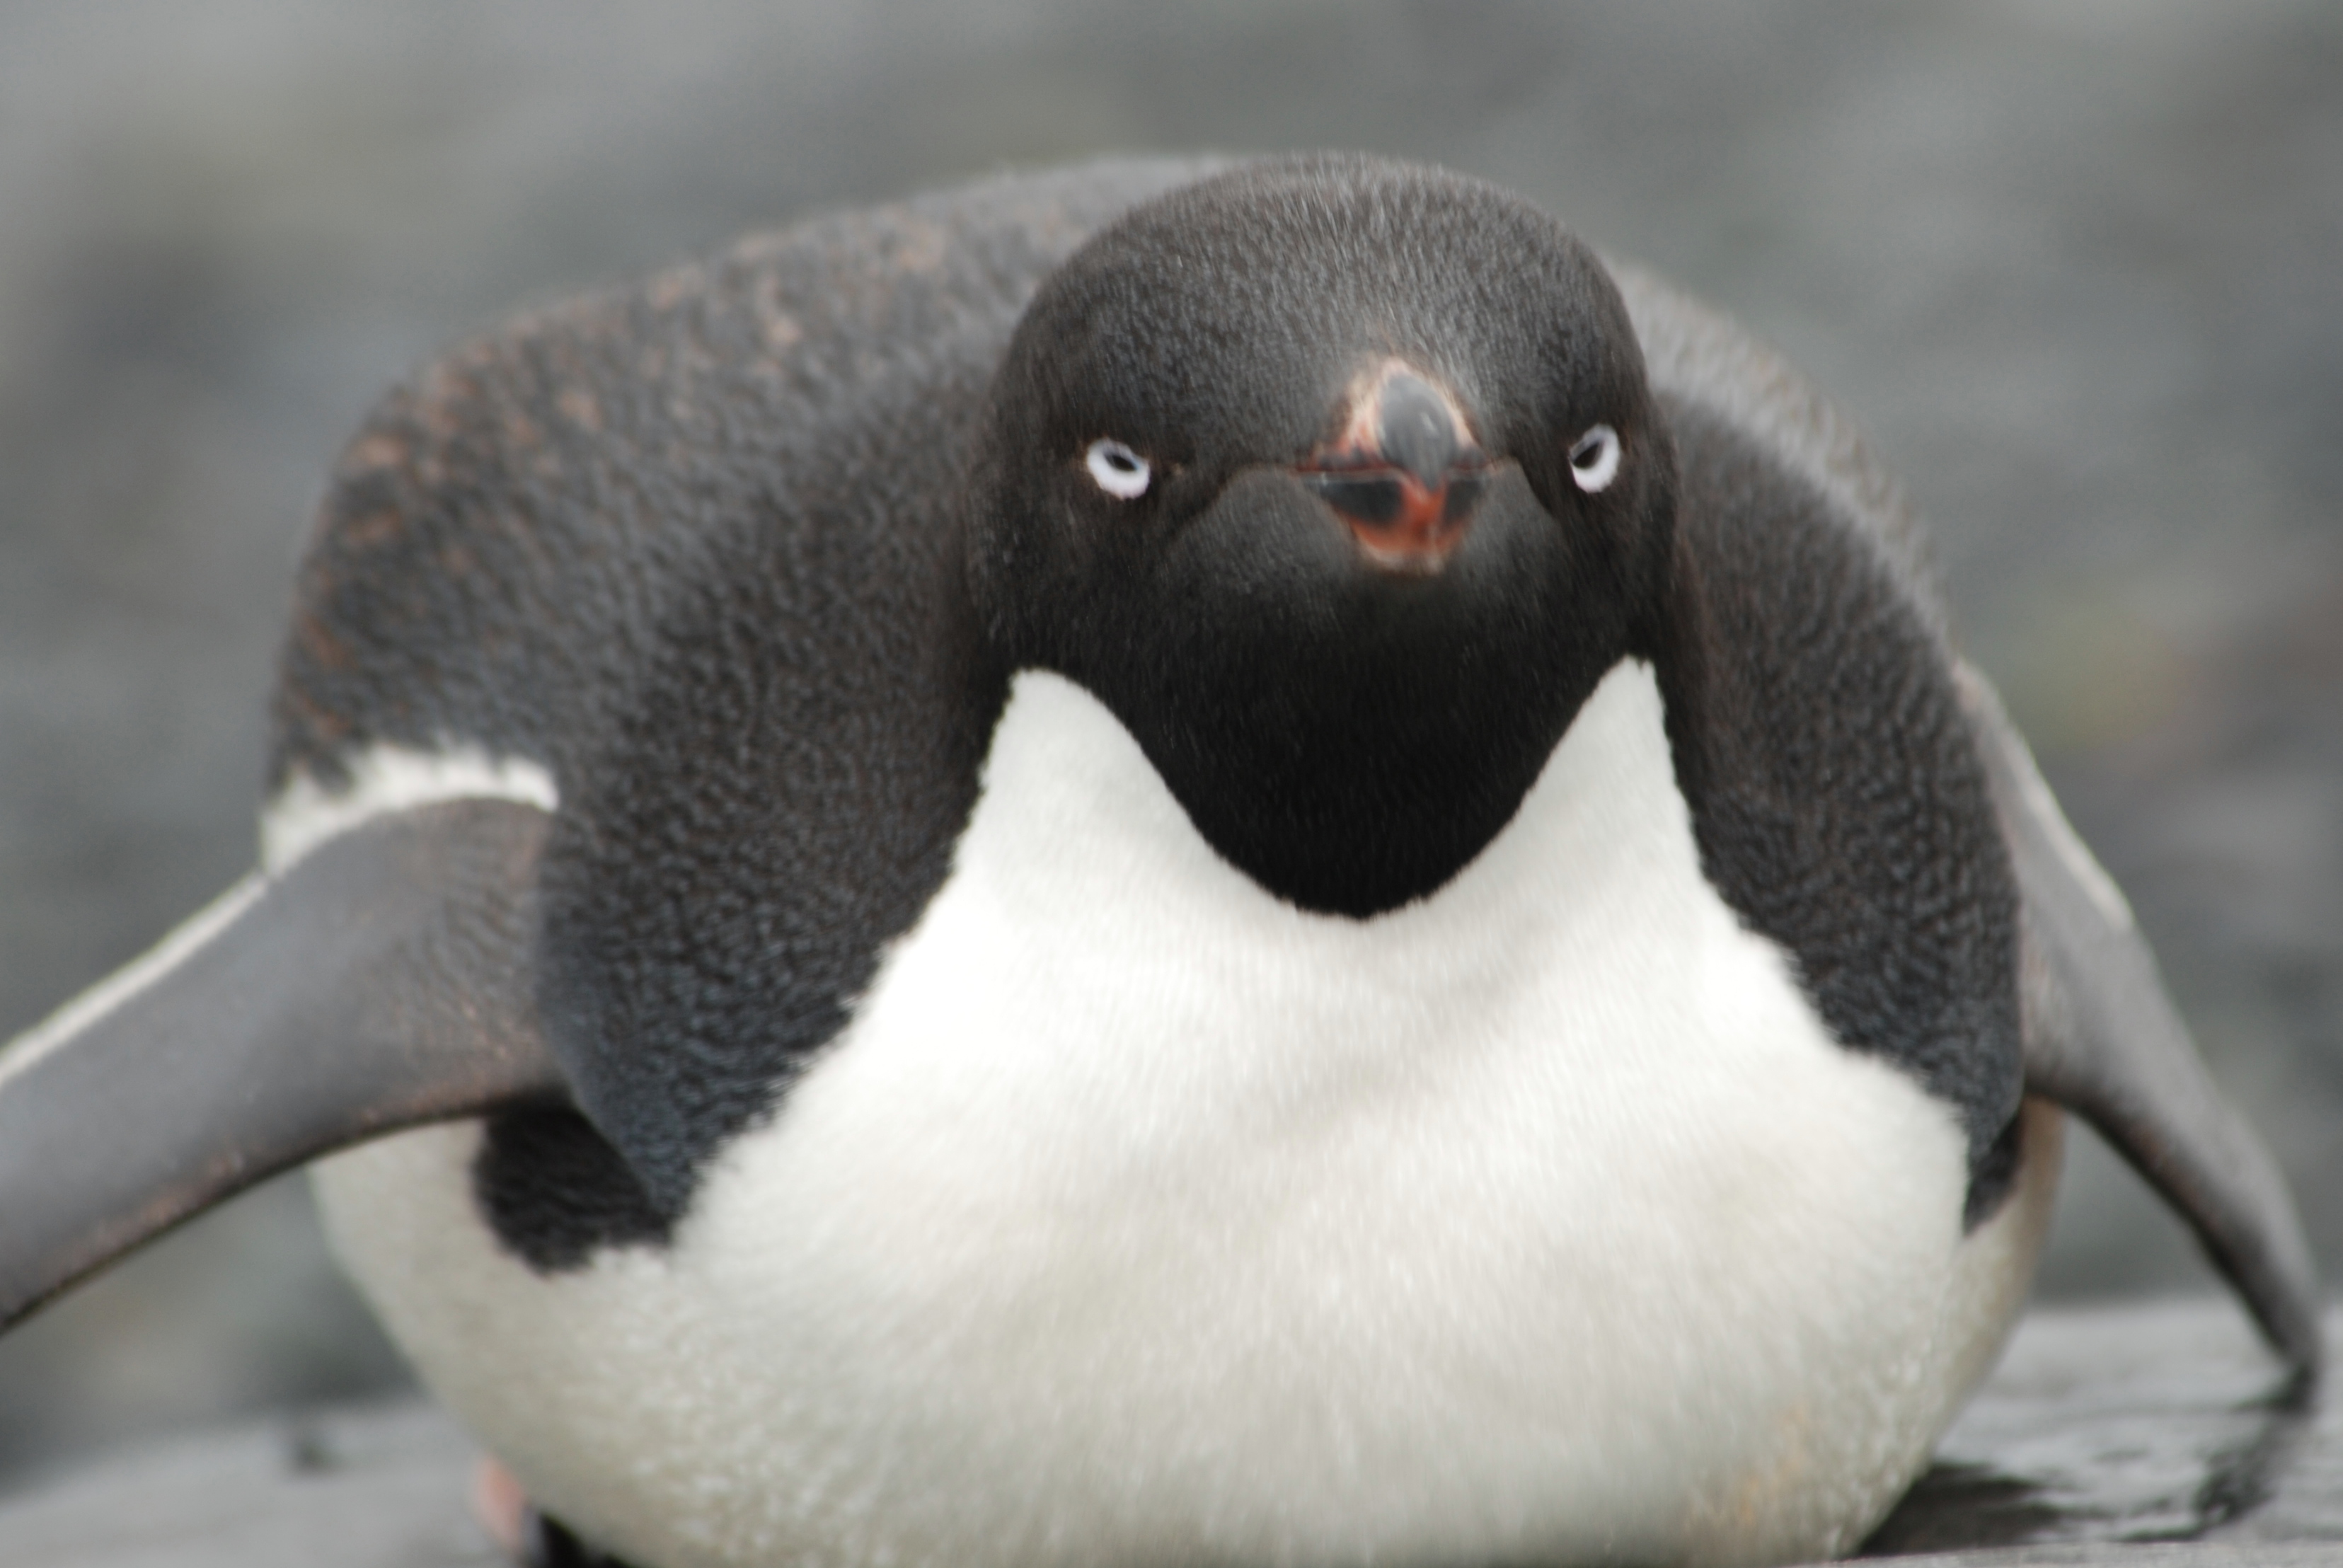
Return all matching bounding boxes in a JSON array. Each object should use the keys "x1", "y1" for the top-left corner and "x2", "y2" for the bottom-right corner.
[
  {"x1": 1860, "y1": 1301, "x2": 2343, "y2": 1562},
  {"x1": 0, "y1": 1403, "x2": 497, "y2": 1568},
  {"x1": 1879, "y1": 1548, "x2": 2343, "y2": 1567}
]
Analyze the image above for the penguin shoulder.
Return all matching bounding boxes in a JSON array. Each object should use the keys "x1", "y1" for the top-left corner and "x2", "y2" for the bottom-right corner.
[
  {"x1": 272, "y1": 158, "x2": 1213, "y2": 796},
  {"x1": 1621, "y1": 272, "x2": 2027, "y2": 1217}
]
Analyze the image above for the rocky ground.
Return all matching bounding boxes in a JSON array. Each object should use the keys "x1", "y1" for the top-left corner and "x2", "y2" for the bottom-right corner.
[{"x1": 0, "y1": 0, "x2": 2337, "y2": 1527}]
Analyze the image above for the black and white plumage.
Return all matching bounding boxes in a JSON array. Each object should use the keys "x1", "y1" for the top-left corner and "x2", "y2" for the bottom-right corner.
[{"x1": 0, "y1": 156, "x2": 2320, "y2": 1568}]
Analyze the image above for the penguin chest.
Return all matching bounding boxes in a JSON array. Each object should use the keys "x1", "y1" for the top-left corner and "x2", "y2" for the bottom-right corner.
[{"x1": 318, "y1": 659, "x2": 2048, "y2": 1568}]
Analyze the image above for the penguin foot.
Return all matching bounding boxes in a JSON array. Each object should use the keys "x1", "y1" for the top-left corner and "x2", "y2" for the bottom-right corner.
[{"x1": 473, "y1": 1457, "x2": 641, "y2": 1568}]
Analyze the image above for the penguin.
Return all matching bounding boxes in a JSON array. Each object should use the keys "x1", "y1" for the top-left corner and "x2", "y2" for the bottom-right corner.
[{"x1": 0, "y1": 154, "x2": 2322, "y2": 1568}]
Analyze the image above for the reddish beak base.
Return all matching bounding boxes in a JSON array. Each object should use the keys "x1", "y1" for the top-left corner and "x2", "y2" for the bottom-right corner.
[
  {"x1": 1296, "y1": 361, "x2": 1487, "y2": 573},
  {"x1": 1296, "y1": 466, "x2": 1486, "y2": 574}
]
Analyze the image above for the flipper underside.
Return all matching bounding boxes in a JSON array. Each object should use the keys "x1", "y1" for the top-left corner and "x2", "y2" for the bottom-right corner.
[
  {"x1": 0, "y1": 799, "x2": 564, "y2": 1330},
  {"x1": 1957, "y1": 662, "x2": 2324, "y2": 1378}
]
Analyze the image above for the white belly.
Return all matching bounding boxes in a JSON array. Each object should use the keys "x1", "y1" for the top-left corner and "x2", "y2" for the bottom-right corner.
[{"x1": 312, "y1": 660, "x2": 2059, "y2": 1568}]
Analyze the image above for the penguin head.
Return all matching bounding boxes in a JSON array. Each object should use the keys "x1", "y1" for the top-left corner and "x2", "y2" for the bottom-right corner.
[{"x1": 969, "y1": 156, "x2": 1676, "y2": 918}]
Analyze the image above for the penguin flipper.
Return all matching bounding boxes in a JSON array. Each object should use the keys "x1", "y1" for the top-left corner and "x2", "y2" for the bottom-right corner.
[
  {"x1": 1955, "y1": 662, "x2": 2324, "y2": 1377},
  {"x1": 0, "y1": 798, "x2": 563, "y2": 1330}
]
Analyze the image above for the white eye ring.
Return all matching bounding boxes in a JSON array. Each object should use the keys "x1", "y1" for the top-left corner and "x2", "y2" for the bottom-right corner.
[
  {"x1": 1568, "y1": 423, "x2": 1620, "y2": 494},
  {"x1": 1085, "y1": 438, "x2": 1151, "y2": 500}
]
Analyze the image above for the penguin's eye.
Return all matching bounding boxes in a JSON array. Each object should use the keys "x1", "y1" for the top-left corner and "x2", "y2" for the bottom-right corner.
[
  {"x1": 1084, "y1": 439, "x2": 1151, "y2": 500},
  {"x1": 1568, "y1": 423, "x2": 1620, "y2": 495}
]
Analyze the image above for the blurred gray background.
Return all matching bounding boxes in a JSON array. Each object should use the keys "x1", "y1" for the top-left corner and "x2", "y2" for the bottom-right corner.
[{"x1": 0, "y1": 0, "x2": 2337, "y2": 1500}]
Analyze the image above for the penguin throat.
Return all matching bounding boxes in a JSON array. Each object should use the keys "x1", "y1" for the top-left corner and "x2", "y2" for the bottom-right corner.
[{"x1": 1113, "y1": 672, "x2": 1589, "y2": 919}]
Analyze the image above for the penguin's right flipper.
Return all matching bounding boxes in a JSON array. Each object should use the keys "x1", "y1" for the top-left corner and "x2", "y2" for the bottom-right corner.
[
  {"x1": 0, "y1": 798, "x2": 565, "y2": 1330},
  {"x1": 1956, "y1": 662, "x2": 2325, "y2": 1378}
]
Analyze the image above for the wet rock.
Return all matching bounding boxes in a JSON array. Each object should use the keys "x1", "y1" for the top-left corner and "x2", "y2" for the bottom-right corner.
[{"x1": 1863, "y1": 1300, "x2": 2342, "y2": 1562}]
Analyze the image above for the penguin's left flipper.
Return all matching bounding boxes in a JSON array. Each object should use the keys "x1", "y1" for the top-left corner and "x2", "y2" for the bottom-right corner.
[
  {"x1": 1956, "y1": 662, "x2": 2324, "y2": 1379},
  {"x1": 0, "y1": 798, "x2": 564, "y2": 1330}
]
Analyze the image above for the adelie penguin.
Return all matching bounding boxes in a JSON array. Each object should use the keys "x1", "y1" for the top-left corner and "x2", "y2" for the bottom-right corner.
[{"x1": 0, "y1": 156, "x2": 2324, "y2": 1568}]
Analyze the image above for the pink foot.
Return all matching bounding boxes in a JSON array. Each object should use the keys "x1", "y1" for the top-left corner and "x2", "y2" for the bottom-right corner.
[
  {"x1": 471, "y1": 1457, "x2": 638, "y2": 1567},
  {"x1": 471, "y1": 1455, "x2": 531, "y2": 1562}
]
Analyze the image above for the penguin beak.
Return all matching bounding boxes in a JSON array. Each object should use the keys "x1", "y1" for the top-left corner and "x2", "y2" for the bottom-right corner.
[{"x1": 1293, "y1": 368, "x2": 1487, "y2": 575}]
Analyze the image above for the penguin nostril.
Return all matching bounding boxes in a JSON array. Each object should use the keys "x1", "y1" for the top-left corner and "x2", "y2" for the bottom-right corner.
[
  {"x1": 1303, "y1": 473, "x2": 1405, "y2": 525},
  {"x1": 1296, "y1": 461, "x2": 1487, "y2": 572}
]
